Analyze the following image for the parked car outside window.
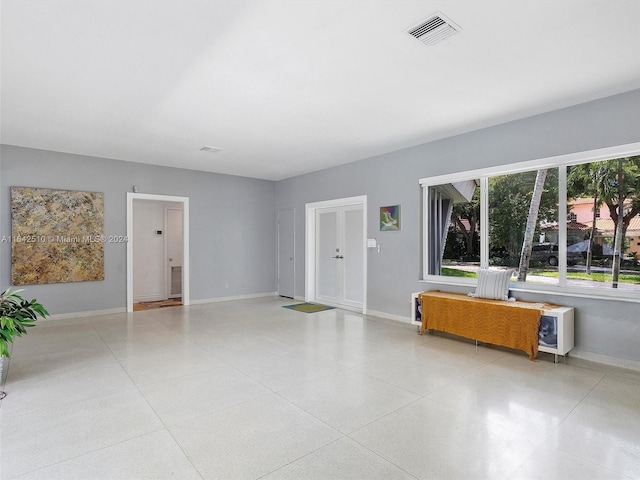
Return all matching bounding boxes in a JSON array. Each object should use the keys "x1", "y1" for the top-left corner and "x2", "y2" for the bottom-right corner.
[{"x1": 530, "y1": 243, "x2": 582, "y2": 266}]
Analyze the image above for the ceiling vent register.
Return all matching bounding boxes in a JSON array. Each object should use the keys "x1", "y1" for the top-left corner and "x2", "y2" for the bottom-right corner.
[
  {"x1": 200, "y1": 146, "x2": 223, "y2": 153},
  {"x1": 408, "y1": 12, "x2": 461, "y2": 46}
]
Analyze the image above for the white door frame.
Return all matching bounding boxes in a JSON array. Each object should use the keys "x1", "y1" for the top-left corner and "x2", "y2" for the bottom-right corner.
[
  {"x1": 305, "y1": 195, "x2": 367, "y2": 313},
  {"x1": 127, "y1": 192, "x2": 190, "y2": 312}
]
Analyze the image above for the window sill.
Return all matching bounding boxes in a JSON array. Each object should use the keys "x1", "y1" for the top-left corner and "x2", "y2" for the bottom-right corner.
[{"x1": 420, "y1": 276, "x2": 640, "y2": 304}]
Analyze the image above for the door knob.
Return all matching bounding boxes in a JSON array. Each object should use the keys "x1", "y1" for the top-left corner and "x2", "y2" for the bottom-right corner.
[{"x1": 332, "y1": 255, "x2": 344, "y2": 259}]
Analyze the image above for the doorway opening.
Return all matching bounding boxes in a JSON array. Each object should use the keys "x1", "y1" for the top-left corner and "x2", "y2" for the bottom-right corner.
[
  {"x1": 126, "y1": 193, "x2": 190, "y2": 313},
  {"x1": 305, "y1": 195, "x2": 367, "y2": 313}
]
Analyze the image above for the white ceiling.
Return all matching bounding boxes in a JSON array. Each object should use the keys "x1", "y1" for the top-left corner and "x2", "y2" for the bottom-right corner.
[{"x1": 3, "y1": 1, "x2": 640, "y2": 181}]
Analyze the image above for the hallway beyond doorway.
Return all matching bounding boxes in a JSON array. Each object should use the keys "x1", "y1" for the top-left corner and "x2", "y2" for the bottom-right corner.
[{"x1": 133, "y1": 298, "x2": 183, "y2": 311}]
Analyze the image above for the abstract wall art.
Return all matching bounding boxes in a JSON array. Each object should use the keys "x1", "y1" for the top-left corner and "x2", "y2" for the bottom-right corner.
[
  {"x1": 380, "y1": 205, "x2": 400, "y2": 231},
  {"x1": 10, "y1": 187, "x2": 105, "y2": 285}
]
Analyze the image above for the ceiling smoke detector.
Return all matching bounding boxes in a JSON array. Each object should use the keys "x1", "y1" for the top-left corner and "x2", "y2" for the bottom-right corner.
[
  {"x1": 200, "y1": 146, "x2": 223, "y2": 153},
  {"x1": 408, "y1": 12, "x2": 461, "y2": 46}
]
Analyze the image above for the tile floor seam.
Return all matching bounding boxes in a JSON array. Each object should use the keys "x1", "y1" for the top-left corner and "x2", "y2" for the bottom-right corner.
[
  {"x1": 510, "y1": 438, "x2": 625, "y2": 480},
  {"x1": 493, "y1": 420, "x2": 562, "y2": 479},
  {"x1": 254, "y1": 435, "x2": 423, "y2": 480},
  {"x1": 90, "y1": 318, "x2": 136, "y2": 372},
  {"x1": 190, "y1": 339, "x2": 297, "y2": 367},
  {"x1": 91, "y1": 316, "x2": 241, "y2": 389},
  {"x1": 163, "y1": 386, "x2": 343, "y2": 477},
  {"x1": 341, "y1": 395, "x2": 428, "y2": 436},
  {"x1": 349, "y1": 367, "x2": 430, "y2": 397},
  {"x1": 206, "y1": 356, "x2": 281, "y2": 394},
  {"x1": 95, "y1": 312, "x2": 288, "y2": 479},
  {"x1": 366, "y1": 351, "x2": 500, "y2": 398},
  {"x1": 232, "y1": 355, "x2": 350, "y2": 394},
  {"x1": 471, "y1": 367, "x2": 602, "y2": 405},
  {"x1": 0, "y1": 385, "x2": 144, "y2": 420},
  {"x1": 473, "y1": 354, "x2": 609, "y2": 403},
  {"x1": 424, "y1": 370, "x2": 584, "y2": 432},
  {"x1": 556, "y1": 371, "x2": 608, "y2": 422},
  {"x1": 127, "y1": 354, "x2": 242, "y2": 388},
  {"x1": 512, "y1": 377, "x2": 614, "y2": 474},
  {"x1": 162, "y1": 428, "x2": 207, "y2": 480},
  {"x1": 578, "y1": 371, "x2": 616, "y2": 402},
  {"x1": 345, "y1": 433, "x2": 422, "y2": 480},
  {"x1": 253, "y1": 436, "x2": 349, "y2": 480},
  {"x1": 348, "y1": 394, "x2": 559, "y2": 480},
  {"x1": 2, "y1": 426, "x2": 172, "y2": 480},
  {"x1": 154, "y1": 389, "x2": 276, "y2": 430},
  {"x1": 579, "y1": 381, "x2": 640, "y2": 419},
  {"x1": 273, "y1": 389, "x2": 353, "y2": 434},
  {"x1": 88, "y1": 319, "x2": 189, "y2": 440}
]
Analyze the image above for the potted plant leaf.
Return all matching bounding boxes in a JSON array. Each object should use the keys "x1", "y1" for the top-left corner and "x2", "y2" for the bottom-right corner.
[{"x1": 1, "y1": 288, "x2": 49, "y2": 398}]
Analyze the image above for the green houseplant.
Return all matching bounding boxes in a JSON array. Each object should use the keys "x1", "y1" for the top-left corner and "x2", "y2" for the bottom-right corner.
[
  {"x1": 1, "y1": 288, "x2": 49, "y2": 357},
  {"x1": 1, "y1": 288, "x2": 48, "y2": 397}
]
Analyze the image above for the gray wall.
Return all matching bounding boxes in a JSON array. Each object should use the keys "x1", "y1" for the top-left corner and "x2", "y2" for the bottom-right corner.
[
  {"x1": 275, "y1": 88, "x2": 640, "y2": 362},
  {"x1": 2, "y1": 89, "x2": 639, "y2": 362},
  {"x1": 0, "y1": 145, "x2": 277, "y2": 314}
]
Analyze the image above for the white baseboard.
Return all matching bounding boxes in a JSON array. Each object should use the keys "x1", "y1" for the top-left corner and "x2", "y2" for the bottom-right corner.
[
  {"x1": 47, "y1": 307, "x2": 127, "y2": 321},
  {"x1": 365, "y1": 309, "x2": 413, "y2": 325},
  {"x1": 272, "y1": 295, "x2": 304, "y2": 302},
  {"x1": 44, "y1": 292, "x2": 278, "y2": 320},
  {"x1": 569, "y1": 349, "x2": 640, "y2": 373},
  {"x1": 189, "y1": 292, "x2": 277, "y2": 305}
]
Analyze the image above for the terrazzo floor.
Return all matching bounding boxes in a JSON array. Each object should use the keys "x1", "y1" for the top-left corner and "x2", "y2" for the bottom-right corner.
[{"x1": 1, "y1": 296, "x2": 639, "y2": 479}]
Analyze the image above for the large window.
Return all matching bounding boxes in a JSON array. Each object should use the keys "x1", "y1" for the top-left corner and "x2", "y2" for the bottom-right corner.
[
  {"x1": 488, "y1": 168, "x2": 559, "y2": 285},
  {"x1": 425, "y1": 179, "x2": 480, "y2": 279},
  {"x1": 421, "y1": 146, "x2": 640, "y2": 298}
]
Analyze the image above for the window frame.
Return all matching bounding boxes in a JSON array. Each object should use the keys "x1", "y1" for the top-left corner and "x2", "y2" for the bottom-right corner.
[{"x1": 419, "y1": 142, "x2": 640, "y2": 303}]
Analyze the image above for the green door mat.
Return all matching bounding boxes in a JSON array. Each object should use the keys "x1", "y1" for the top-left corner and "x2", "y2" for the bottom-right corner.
[{"x1": 283, "y1": 303, "x2": 335, "y2": 313}]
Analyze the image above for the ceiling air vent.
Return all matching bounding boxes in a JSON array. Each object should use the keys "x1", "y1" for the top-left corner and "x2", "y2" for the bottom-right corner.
[
  {"x1": 200, "y1": 146, "x2": 223, "y2": 153},
  {"x1": 408, "y1": 12, "x2": 461, "y2": 46}
]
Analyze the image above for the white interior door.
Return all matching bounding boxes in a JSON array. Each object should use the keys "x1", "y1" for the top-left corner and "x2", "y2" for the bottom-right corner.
[
  {"x1": 315, "y1": 205, "x2": 364, "y2": 309},
  {"x1": 132, "y1": 200, "x2": 165, "y2": 303},
  {"x1": 166, "y1": 208, "x2": 183, "y2": 298},
  {"x1": 278, "y1": 208, "x2": 295, "y2": 298}
]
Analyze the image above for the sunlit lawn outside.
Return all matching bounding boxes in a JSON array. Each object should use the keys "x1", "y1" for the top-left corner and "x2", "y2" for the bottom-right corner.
[
  {"x1": 441, "y1": 265, "x2": 640, "y2": 285},
  {"x1": 441, "y1": 267, "x2": 477, "y2": 278},
  {"x1": 535, "y1": 270, "x2": 640, "y2": 285}
]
